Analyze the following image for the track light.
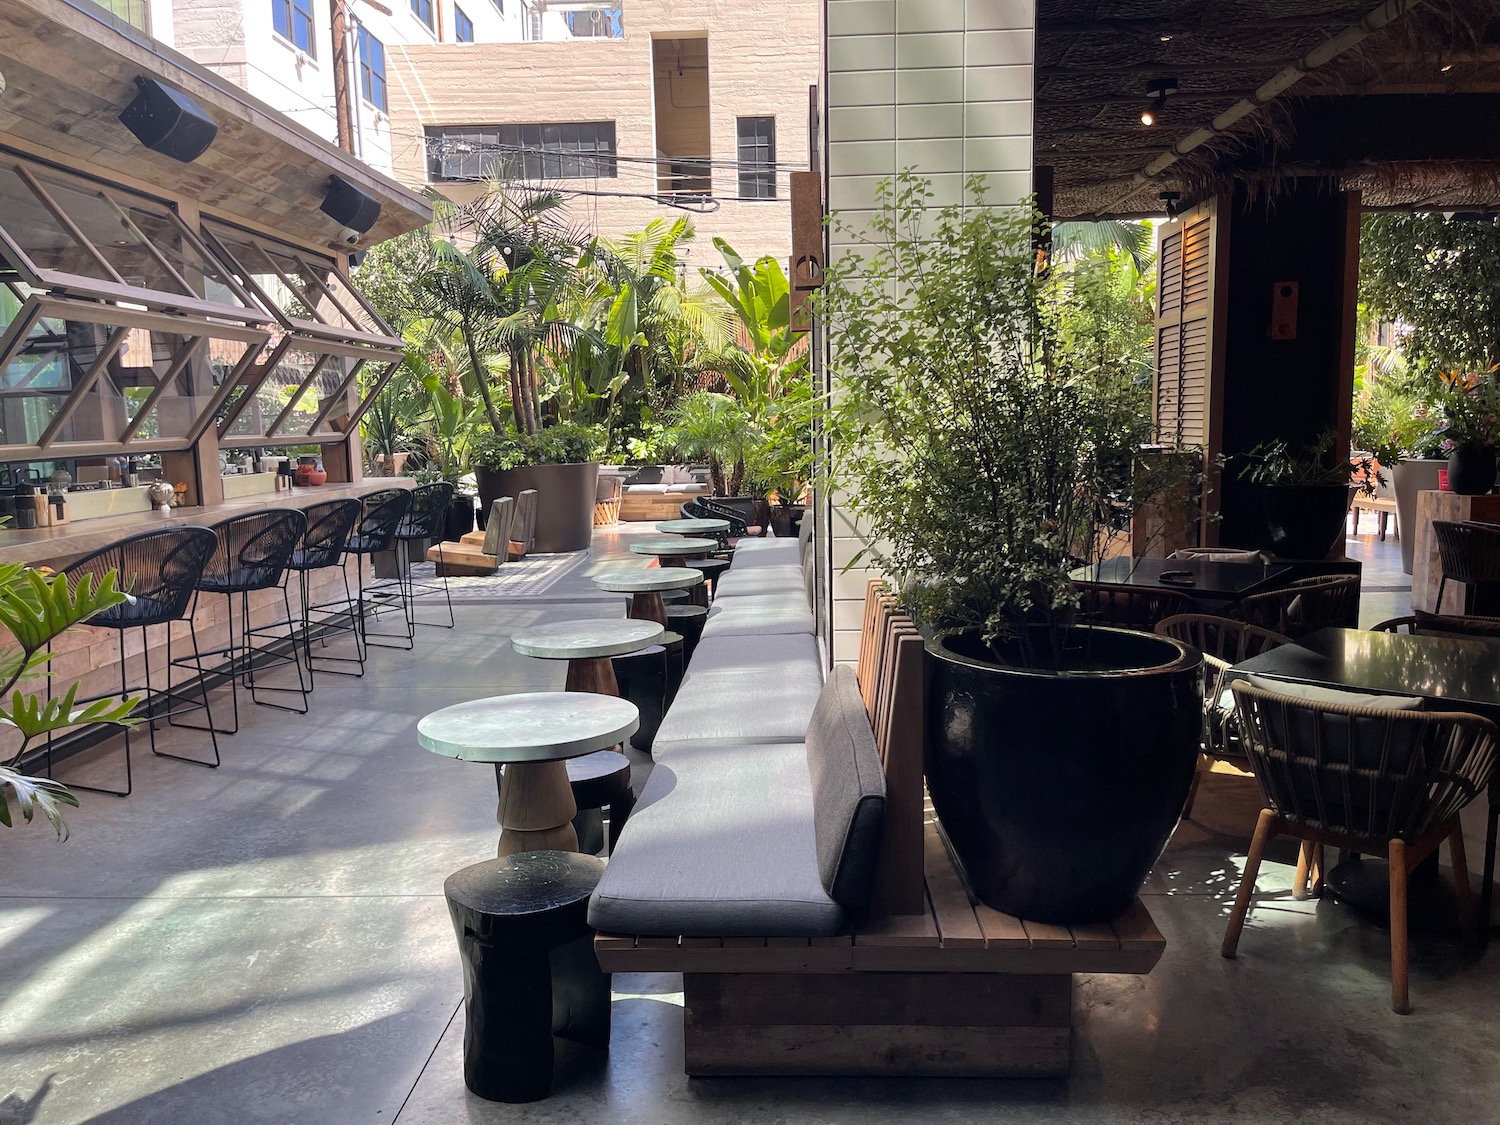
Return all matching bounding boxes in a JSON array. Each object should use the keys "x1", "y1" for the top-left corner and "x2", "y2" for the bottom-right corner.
[{"x1": 1140, "y1": 76, "x2": 1179, "y2": 127}]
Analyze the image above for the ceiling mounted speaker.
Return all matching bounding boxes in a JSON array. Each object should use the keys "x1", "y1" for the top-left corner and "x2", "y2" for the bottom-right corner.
[
  {"x1": 118, "y1": 76, "x2": 218, "y2": 163},
  {"x1": 321, "y1": 176, "x2": 382, "y2": 234}
]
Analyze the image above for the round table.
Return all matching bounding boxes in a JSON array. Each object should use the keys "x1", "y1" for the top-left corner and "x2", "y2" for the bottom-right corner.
[
  {"x1": 418, "y1": 691, "x2": 639, "y2": 856},
  {"x1": 655, "y1": 518, "x2": 731, "y2": 538},
  {"x1": 591, "y1": 567, "x2": 704, "y2": 626},
  {"x1": 511, "y1": 618, "x2": 664, "y2": 696},
  {"x1": 629, "y1": 536, "x2": 718, "y2": 567}
]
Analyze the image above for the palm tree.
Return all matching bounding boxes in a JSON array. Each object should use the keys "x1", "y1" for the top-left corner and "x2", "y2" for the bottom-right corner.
[{"x1": 1051, "y1": 219, "x2": 1154, "y2": 275}]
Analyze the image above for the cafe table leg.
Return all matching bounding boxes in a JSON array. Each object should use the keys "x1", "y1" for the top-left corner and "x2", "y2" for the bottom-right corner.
[
  {"x1": 566, "y1": 656, "x2": 620, "y2": 697},
  {"x1": 628, "y1": 591, "x2": 667, "y2": 628},
  {"x1": 495, "y1": 761, "x2": 579, "y2": 857}
]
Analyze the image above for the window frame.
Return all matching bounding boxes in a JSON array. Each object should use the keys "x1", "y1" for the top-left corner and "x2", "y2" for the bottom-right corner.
[
  {"x1": 273, "y1": 0, "x2": 317, "y2": 55},
  {"x1": 358, "y1": 27, "x2": 388, "y2": 111},
  {"x1": 411, "y1": 0, "x2": 436, "y2": 33},
  {"x1": 736, "y1": 116, "x2": 777, "y2": 201},
  {"x1": 454, "y1": 5, "x2": 475, "y2": 41},
  {"x1": 426, "y1": 122, "x2": 618, "y2": 182}
]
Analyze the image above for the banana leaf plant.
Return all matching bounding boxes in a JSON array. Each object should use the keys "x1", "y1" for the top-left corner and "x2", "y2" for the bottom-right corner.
[{"x1": 0, "y1": 563, "x2": 140, "y2": 839}]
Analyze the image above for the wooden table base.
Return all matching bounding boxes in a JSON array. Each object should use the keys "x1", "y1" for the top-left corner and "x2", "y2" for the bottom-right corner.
[
  {"x1": 565, "y1": 656, "x2": 620, "y2": 697},
  {"x1": 495, "y1": 760, "x2": 579, "y2": 857},
  {"x1": 629, "y1": 591, "x2": 668, "y2": 628}
]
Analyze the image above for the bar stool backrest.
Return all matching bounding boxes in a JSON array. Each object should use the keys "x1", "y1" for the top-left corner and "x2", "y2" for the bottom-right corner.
[
  {"x1": 400, "y1": 481, "x2": 455, "y2": 541},
  {"x1": 62, "y1": 525, "x2": 218, "y2": 627},
  {"x1": 293, "y1": 499, "x2": 363, "y2": 570},
  {"x1": 1433, "y1": 520, "x2": 1500, "y2": 586},
  {"x1": 348, "y1": 489, "x2": 413, "y2": 554},
  {"x1": 200, "y1": 508, "x2": 307, "y2": 592}
]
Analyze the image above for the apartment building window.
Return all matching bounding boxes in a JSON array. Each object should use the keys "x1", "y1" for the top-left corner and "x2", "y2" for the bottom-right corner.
[
  {"x1": 491, "y1": 0, "x2": 503, "y2": 13},
  {"x1": 455, "y1": 5, "x2": 475, "y2": 41},
  {"x1": 273, "y1": 0, "x2": 316, "y2": 55},
  {"x1": 97, "y1": 0, "x2": 150, "y2": 33},
  {"x1": 358, "y1": 28, "x2": 388, "y2": 111},
  {"x1": 426, "y1": 123, "x2": 618, "y2": 182},
  {"x1": 737, "y1": 117, "x2": 776, "y2": 200},
  {"x1": 411, "y1": 0, "x2": 436, "y2": 32}
]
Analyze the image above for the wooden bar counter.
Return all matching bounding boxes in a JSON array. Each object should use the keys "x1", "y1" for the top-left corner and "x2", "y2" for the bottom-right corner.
[
  {"x1": 1412, "y1": 490, "x2": 1500, "y2": 614},
  {"x1": 5, "y1": 479, "x2": 413, "y2": 759}
]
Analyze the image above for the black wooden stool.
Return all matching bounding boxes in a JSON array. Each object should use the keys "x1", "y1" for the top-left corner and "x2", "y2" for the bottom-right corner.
[
  {"x1": 665, "y1": 604, "x2": 707, "y2": 662},
  {"x1": 611, "y1": 634, "x2": 683, "y2": 753},
  {"x1": 567, "y1": 750, "x2": 635, "y2": 853},
  {"x1": 443, "y1": 851, "x2": 609, "y2": 1103},
  {"x1": 687, "y1": 557, "x2": 731, "y2": 603}
]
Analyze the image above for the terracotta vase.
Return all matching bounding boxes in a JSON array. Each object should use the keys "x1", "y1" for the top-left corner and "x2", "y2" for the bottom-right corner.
[{"x1": 295, "y1": 456, "x2": 327, "y2": 487}]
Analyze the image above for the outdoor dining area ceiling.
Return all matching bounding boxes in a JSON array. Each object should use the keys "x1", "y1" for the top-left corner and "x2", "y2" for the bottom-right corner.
[{"x1": 1038, "y1": 0, "x2": 1500, "y2": 218}]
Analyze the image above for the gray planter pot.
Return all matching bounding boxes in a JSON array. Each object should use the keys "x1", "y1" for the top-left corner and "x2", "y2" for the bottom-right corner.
[
  {"x1": 476, "y1": 462, "x2": 599, "y2": 554},
  {"x1": 1394, "y1": 459, "x2": 1445, "y2": 575}
]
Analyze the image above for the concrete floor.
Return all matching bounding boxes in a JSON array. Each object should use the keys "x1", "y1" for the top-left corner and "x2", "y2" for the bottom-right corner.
[{"x1": 9, "y1": 526, "x2": 1497, "y2": 1125}]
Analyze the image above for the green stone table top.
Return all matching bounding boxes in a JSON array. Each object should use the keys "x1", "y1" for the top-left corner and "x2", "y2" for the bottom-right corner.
[
  {"x1": 511, "y1": 618, "x2": 665, "y2": 660},
  {"x1": 418, "y1": 691, "x2": 639, "y2": 763},
  {"x1": 630, "y1": 536, "x2": 718, "y2": 557},
  {"x1": 655, "y1": 518, "x2": 731, "y2": 535},
  {"x1": 591, "y1": 568, "x2": 704, "y2": 593}
]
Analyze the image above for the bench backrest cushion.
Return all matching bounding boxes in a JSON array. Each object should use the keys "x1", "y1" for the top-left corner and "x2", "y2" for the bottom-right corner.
[{"x1": 806, "y1": 665, "x2": 887, "y2": 907}]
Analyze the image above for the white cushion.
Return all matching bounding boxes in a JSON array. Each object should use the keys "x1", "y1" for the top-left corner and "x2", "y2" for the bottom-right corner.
[
  {"x1": 731, "y1": 538, "x2": 803, "y2": 568},
  {"x1": 714, "y1": 564, "x2": 807, "y2": 599},
  {"x1": 653, "y1": 633, "x2": 824, "y2": 747},
  {"x1": 1241, "y1": 674, "x2": 1422, "y2": 711},
  {"x1": 701, "y1": 593, "x2": 816, "y2": 638}
]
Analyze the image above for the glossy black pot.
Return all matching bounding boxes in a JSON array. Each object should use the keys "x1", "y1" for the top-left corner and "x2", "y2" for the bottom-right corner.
[
  {"x1": 444, "y1": 493, "x2": 476, "y2": 542},
  {"x1": 1261, "y1": 483, "x2": 1351, "y2": 559},
  {"x1": 1446, "y1": 444, "x2": 1497, "y2": 496},
  {"x1": 925, "y1": 627, "x2": 1201, "y2": 924}
]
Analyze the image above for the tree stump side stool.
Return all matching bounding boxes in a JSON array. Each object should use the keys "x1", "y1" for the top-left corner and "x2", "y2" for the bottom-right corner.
[
  {"x1": 443, "y1": 851, "x2": 610, "y2": 1103},
  {"x1": 665, "y1": 604, "x2": 708, "y2": 662}
]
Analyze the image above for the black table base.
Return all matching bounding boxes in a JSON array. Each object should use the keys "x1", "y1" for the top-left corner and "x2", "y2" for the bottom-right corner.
[
  {"x1": 444, "y1": 851, "x2": 610, "y2": 1103},
  {"x1": 1324, "y1": 855, "x2": 1498, "y2": 936}
]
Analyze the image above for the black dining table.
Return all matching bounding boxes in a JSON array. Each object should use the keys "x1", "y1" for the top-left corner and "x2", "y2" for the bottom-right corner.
[
  {"x1": 1076, "y1": 556, "x2": 1293, "y2": 601},
  {"x1": 1231, "y1": 626, "x2": 1500, "y2": 932}
]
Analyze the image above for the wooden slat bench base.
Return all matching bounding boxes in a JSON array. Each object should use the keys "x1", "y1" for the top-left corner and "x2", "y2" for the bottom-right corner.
[
  {"x1": 424, "y1": 541, "x2": 497, "y2": 577},
  {"x1": 596, "y1": 814, "x2": 1166, "y2": 1077},
  {"x1": 683, "y1": 972, "x2": 1072, "y2": 1077}
]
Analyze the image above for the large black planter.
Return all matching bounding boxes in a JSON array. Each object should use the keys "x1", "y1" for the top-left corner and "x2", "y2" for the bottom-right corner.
[
  {"x1": 1261, "y1": 483, "x2": 1351, "y2": 560},
  {"x1": 926, "y1": 627, "x2": 1201, "y2": 924},
  {"x1": 476, "y1": 462, "x2": 599, "y2": 554},
  {"x1": 768, "y1": 503, "x2": 806, "y2": 538},
  {"x1": 1446, "y1": 444, "x2": 1497, "y2": 496}
]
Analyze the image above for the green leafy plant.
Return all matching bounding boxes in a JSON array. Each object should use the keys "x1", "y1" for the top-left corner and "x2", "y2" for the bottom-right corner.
[
  {"x1": 1, "y1": 564, "x2": 140, "y2": 838},
  {"x1": 1234, "y1": 428, "x2": 1373, "y2": 492},
  {"x1": 664, "y1": 391, "x2": 762, "y2": 496},
  {"x1": 1435, "y1": 367, "x2": 1500, "y2": 449},
  {"x1": 471, "y1": 422, "x2": 603, "y2": 471},
  {"x1": 816, "y1": 173, "x2": 1188, "y2": 663}
]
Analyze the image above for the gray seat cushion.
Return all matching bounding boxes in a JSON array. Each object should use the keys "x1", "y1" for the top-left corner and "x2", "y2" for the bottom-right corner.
[
  {"x1": 700, "y1": 593, "x2": 815, "y2": 638},
  {"x1": 730, "y1": 538, "x2": 802, "y2": 568},
  {"x1": 653, "y1": 633, "x2": 823, "y2": 748},
  {"x1": 806, "y1": 666, "x2": 886, "y2": 907},
  {"x1": 587, "y1": 741, "x2": 844, "y2": 937},
  {"x1": 714, "y1": 564, "x2": 807, "y2": 599}
]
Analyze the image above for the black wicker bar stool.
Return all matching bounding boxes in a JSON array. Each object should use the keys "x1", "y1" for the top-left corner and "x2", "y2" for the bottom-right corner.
[
  {"x1": 287, "y1": 498, "x2": 365, "y2": 682},
  {"x1": 172, "y1": 508, "x2": 309, "y2": 735},
  {"x1": 47, "y1": 525, "x2": 219, "y2": 796},
  {"x1": 343, "y1": 488, "x2": 414, "y2": 651},
  {"x1": 394, "y1": 481, "x2": 456, "y2": 634}
]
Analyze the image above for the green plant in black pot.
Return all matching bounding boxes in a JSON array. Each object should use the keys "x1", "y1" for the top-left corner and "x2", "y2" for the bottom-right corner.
[
  {"x1": 471, "y1": 423, "x2": 604, "y2": 554},
  {"x1": 1436, "y1": 367, "x2": 1500, "y2": 495},
  {"x1": 815, "y1": 172, "x2": 1203, "y2": 925},
  {"x1": 1234, "y1": 429, "x2": 1366, "y2": 559}
]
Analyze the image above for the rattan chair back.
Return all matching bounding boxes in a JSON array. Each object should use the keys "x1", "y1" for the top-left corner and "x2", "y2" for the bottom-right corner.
[
  {"x1": 288, "y1": 499, "x2": 362, "y2": 572},
  {"x1": 346, "y1": 488, "x2": 412, "y2": 555},
  {"x1": 1230, "y1": 680, "x2": 1496, "y2": 846},
  {"x1": 1156, "y1": 613, "x2": 1291, "y2": 663},
  {"x1": 1433, "y1": 520, "x2": 1500, "y2": 588},
  {"x1": 62, "y1": 525, "x2": 217, "y2": 627},
  {"x1": 1236, "y1": 574, "x2": 1360, "y2": 638},
  {"x1": 198, "y1": 508, "x2": 307, "y2": 593},
  {"x1": 398, "y1": 481, "x2": 455, "y2": 542},
  {"x1": 1074, "y1": 581, "x2": 1198, "y2": 631}
]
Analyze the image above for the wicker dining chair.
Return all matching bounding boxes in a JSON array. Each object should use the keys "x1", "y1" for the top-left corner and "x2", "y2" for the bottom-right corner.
[
  {"x1": 1372, "y1": 610, "x2": 1500, "y2": 640},
  {"x1": 1074, "y1": 581, "x2": 1199, "y2": 631},
  {"x1": 1223, "y1": 679, "x2": 1497, "y2": 1014},
  {"x1": 1234, "y1": 574, "x2": 1360, "y2": 638},
  {"x1": 1431, "y1": 520, "x2": 1500, "y2": 616},
  {"x1": 1154, "y1": 613, "x2": 1293, "y2": 818}
]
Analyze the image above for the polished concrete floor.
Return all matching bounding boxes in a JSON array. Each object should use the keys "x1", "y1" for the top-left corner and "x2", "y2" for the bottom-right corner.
[{"x1": 10, "y1": 527, "x2": 1496, "y2": 1125}]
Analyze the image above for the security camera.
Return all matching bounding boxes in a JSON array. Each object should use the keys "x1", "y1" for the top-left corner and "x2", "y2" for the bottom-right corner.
[{"x1": 338, "y1": 226, "x2": 361, "y2": 246}]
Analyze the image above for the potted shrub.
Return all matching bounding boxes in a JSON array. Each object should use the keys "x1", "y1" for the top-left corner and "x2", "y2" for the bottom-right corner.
[
  {"x1": 746, "y1": 379, "x2": 813, "y2": 538},
  {"x1": 818, "y1": 174, "x2": 1203, "y2": 925},
  {"x1": 664, "y1": 389, "x2": 768, "y2": 529},
  {"x1": 1435, "y1": 368, "x2": 1500, "y2": 495},
  {"x1": 472, "y1": 423, "x2": 601, "y2": 553},
  {"x1": 1233, "y1": 430, "x2": 1371, "y2": 560}
]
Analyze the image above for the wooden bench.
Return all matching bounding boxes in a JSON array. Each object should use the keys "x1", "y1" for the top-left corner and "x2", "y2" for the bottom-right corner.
[
  {"x1": 1351, "y1": 495, "x2": 1398, "y2": 540},
  {"x1": 594, "y1": 580, "x2": 1166, "y2": 1078},
  {"x1": 618, "y1": 488, "x2": 709, "y2": 523}
]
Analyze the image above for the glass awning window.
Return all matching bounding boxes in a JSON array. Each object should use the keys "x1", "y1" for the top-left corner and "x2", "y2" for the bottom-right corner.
[{"x1": 0, "y1": 150, "x2": 405, "y2": 460}]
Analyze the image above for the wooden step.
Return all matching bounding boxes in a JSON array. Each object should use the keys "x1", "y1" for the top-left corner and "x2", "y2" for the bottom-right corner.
[{"x1": 426, "y1": 541, "x2": 497, "y2": 576}]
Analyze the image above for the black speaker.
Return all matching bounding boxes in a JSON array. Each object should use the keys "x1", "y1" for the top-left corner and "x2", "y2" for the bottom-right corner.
[
  {"x1": 118, "y1": 76, "x2": 218, "y2": 163},
  {"x1": 321, "y1": 176, "x2": 382, "y2": 234}
]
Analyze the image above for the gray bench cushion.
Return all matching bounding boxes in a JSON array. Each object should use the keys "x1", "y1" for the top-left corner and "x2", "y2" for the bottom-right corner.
[
  {"x1": 700, "y1": 593, "x2": 815, "y2": 639},
  {"x1": 806, "y1": 666, "x2": 886, "y2": 907},
  {"x1": 587, "y1": 741, "x2": 843, "y2": 937},
  {"x1": 714, "y1": 564, "x2": 808, "y2": 599},
  {"x1": 730, "y1": 538, "x2": 802, "y2": 568},
  {"x1": 653, "y1": 633, "x2": 823, "y2": 748}
]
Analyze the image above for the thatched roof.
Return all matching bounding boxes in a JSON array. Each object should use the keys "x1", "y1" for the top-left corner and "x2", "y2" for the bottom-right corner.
[{"x1": 1039, "y1": 0, "x2": 1500, "y2": 218}]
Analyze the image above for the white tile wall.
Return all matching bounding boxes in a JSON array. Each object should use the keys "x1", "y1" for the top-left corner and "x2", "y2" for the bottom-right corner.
[{"x1": 822, "y1": 0, "x2": 1036, "y2": 665}]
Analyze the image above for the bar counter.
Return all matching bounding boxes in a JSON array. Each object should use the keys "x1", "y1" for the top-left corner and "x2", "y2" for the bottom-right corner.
[{"x1": 1, "y1": 478, "x2": 414, "y2": 568}]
